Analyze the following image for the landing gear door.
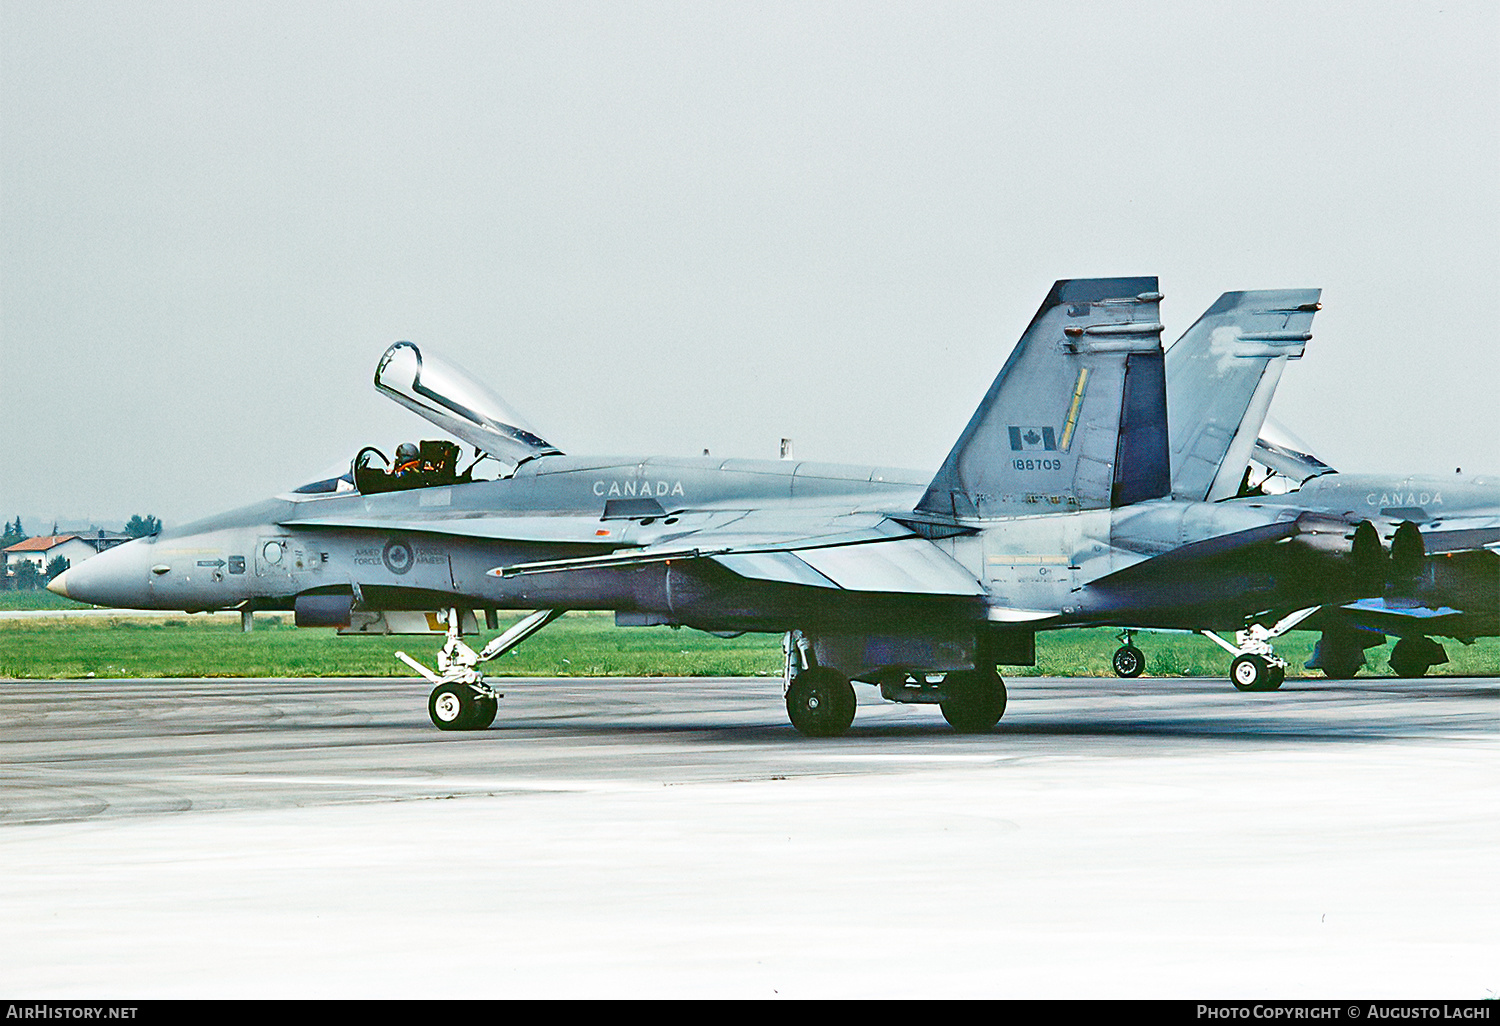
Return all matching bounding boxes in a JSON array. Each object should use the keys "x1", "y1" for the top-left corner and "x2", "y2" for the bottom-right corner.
[{"x1": 374, "y1": 341, "x2": 564, "y2": 471}]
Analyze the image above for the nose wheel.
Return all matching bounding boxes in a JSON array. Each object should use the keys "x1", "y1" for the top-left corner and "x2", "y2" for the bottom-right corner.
[
  {"x1": 429, "y1": 681, "x2": 499, "y2": 730},
  {"x1": 1230, "y1": 654, "x2": 1285, "y2": 692}
]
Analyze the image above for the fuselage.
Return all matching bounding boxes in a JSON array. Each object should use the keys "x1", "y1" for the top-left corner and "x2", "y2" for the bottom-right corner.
[
  {"x1": 56, "y1": 455, "x2": 1496, "y2": 642},
  {"x1": 53, "y1": 455, "x2": 930, "y2": 625}
]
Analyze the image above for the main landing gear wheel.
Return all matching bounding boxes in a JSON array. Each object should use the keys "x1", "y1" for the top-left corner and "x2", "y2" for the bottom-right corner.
[
  {"x1": 940, "y1": 669, "x2": 1008, "y2": 733},
  {"x1": 1112, "y1": 645, "x2": 1145, "y2": 678},
  {"x1": 786, "y1": 668, "x2": 857, "y2": 738},
  {"x1": 429, "y1": 682, "x2": 497, "y2": 731},
  {"x1": 1230, "y1": 654, "x2": 1283, "y2": 692}
]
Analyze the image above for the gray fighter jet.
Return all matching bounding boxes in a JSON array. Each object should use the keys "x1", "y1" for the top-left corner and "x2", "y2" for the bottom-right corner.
[
  {"x1": 1104, "y1": 291, "x2": 1499, "y2": 681},
  {"x1": 52, "y1": 277, "x2": 1457, "y2": 735}
]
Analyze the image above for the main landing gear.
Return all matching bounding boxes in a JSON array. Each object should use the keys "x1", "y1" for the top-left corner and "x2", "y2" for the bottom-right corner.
[
  {"x1": 1200, "y1": 607, "x2": 1321, "y2": 693},
  {"x1": 938, "y1": 669, "x2": 1009, "y2": 733},
  {"x1": 399, "y1": 608, "x2": 562, "y2": 730},
  {"x1": 785, "y1": 667, "x2": 858, "y2": 737},
  {"x1": 782, "y1": 632, "x2": 1008, "y2": 737}
]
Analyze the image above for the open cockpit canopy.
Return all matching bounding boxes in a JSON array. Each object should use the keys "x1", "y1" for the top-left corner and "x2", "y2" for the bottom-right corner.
[
  {"x1": 1244, "y1": 418, "x2": 1336, "y2": 495},
  {"x1": 374, "y1": 341, "x2": 563, "y2": 470}
]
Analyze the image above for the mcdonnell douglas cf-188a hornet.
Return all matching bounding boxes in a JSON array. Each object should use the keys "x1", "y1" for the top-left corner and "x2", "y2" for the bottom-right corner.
[
  {"x1": 1101, "y1": 290, "x2": 1500, "y2": 683},
  {"x1": 52, "y1": 277, "x2": 1494, "y2": 736}
]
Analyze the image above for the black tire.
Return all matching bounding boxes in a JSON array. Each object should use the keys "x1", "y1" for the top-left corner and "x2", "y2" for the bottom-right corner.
[
  {"x1": 1266, "y1": 665, "x2": 1285, "y2": 691},
  {"x1": 786, "y1": 668, "x2": 857, "y2": 737},
  {"x1": 429, "y1": 681, "x2": 492, "y2": 731},
  {"x1": 470, "y1": 694, "x2": 498, "y2": 730},
  {"x1": 1230, "y1": 654, "x2": 1269, "y2": 692},
  {"x1": 1112, "y1": 645, "x2": 1145, "y2": 678},
  {"x1": 940, "y1": 669, "x2": 1008, "y2": 733},
  {"x1": 1388, "y1": 638, "x2": 1431, "y2": 679}
]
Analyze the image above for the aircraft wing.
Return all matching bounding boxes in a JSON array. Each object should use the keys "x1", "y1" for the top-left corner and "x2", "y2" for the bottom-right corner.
[
  {"x1": 284, "y1": 508, "x2": 986, "y2": 596},
  {"x1": 1418, "y1": 515, "x2": 1500, "y2": 554},
  {"x1": 1085, "y1": 518, "x2": 1306, "y2": 592},
  {"x1": 494, "y1": 524, "x2": 987, "y2": 596}
]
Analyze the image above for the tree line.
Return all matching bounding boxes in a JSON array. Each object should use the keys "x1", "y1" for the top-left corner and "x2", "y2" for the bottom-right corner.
[{"x1": 1, "y1": 514, "x2": 162, "y2": 590}]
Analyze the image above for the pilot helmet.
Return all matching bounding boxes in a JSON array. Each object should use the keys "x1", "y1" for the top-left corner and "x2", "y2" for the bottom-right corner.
[{"x1": 395, "y1": 442, "x2": 420, "y2": 462}]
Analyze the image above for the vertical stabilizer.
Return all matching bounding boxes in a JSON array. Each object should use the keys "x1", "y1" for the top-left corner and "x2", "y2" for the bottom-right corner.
[
  {"x1": 916, "y1": 277, "x2": 1167, "y2": 520},
  {"x1": 1165, "y1": 289, "x2": 1321, "y2": 501}
]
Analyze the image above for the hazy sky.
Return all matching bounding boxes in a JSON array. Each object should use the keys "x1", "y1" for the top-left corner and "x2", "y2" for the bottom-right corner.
[{"x1": 3, "y1": 1, "x2": 1496, "y2": 528}]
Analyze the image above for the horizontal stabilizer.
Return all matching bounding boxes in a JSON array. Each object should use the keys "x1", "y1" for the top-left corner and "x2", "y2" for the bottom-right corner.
[
  {"x1": 918, "y1": 277, "x2": 1167, "y2": 520},
  {"x1": 1419, "y1": 515, "x2": 1500, "y2": 554},
  {"x1": 1341, "y1": 597, "x2": 1465, "y2": 620},
  {"x1": 1252, "y1": 426, "x2": 1336, "y2": 484}
]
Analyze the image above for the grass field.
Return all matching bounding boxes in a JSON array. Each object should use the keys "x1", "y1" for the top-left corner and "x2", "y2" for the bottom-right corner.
[
  {"x1": 0, "y1": 591, "x2": 85, "y2": 611},
  {"x1": 3, "y1": 606, "x2": 1498, "y2": 680}
]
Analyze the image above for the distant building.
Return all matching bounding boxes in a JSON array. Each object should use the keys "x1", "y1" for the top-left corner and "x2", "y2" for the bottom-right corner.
[
  {"x1": 82, "y1": 529, "x2": 133, "y2": 554},
  {"x1": 3, "y1": 535, "x2": 105, "y2": 577}
]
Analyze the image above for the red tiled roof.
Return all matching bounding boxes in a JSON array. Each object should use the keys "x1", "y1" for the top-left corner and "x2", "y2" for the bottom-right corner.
[{"x1": 3, "y1": 535, "x2": 79, "y2": 553}]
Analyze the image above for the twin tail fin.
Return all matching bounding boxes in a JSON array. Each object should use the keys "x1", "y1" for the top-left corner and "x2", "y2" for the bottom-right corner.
[{"x1": 916, "y1": 277, "x2": 1168, "y2": 520}]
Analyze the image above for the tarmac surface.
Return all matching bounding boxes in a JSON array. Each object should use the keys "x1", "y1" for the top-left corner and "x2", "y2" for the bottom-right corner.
[{"x1": 2, "y1": 673, "x2": 1498, "y2": 997}]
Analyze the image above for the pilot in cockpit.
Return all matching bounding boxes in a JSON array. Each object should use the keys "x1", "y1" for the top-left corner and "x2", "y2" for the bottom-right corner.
[{"x1": 393, "y1": 442, "x2": 422, "y2": 479}]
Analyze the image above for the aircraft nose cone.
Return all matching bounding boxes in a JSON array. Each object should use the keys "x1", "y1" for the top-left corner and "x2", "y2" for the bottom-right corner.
[{"x1": 52, "y1": 540, "x2": 155, "y2": 608}]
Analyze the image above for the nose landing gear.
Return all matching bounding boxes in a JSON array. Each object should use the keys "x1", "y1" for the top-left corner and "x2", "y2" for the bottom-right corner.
[
  {"x1": 398, "y1": 607, "x2": 562, "y2": 730},
  {"x1": 1203, "y1": 606, "x2": 1320, "y2": 693}
]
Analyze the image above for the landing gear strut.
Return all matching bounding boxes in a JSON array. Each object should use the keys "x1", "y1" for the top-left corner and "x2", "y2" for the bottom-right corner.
[
  {"x1": 782, "y1": 631, "x2": 857, "y2": 737},
  {"x1": 1202, "y1": 607, "x2": 1320, "y2": 693},
  {"x1": 399, "y1": 608, "x2": 562, "y2": 730}
]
